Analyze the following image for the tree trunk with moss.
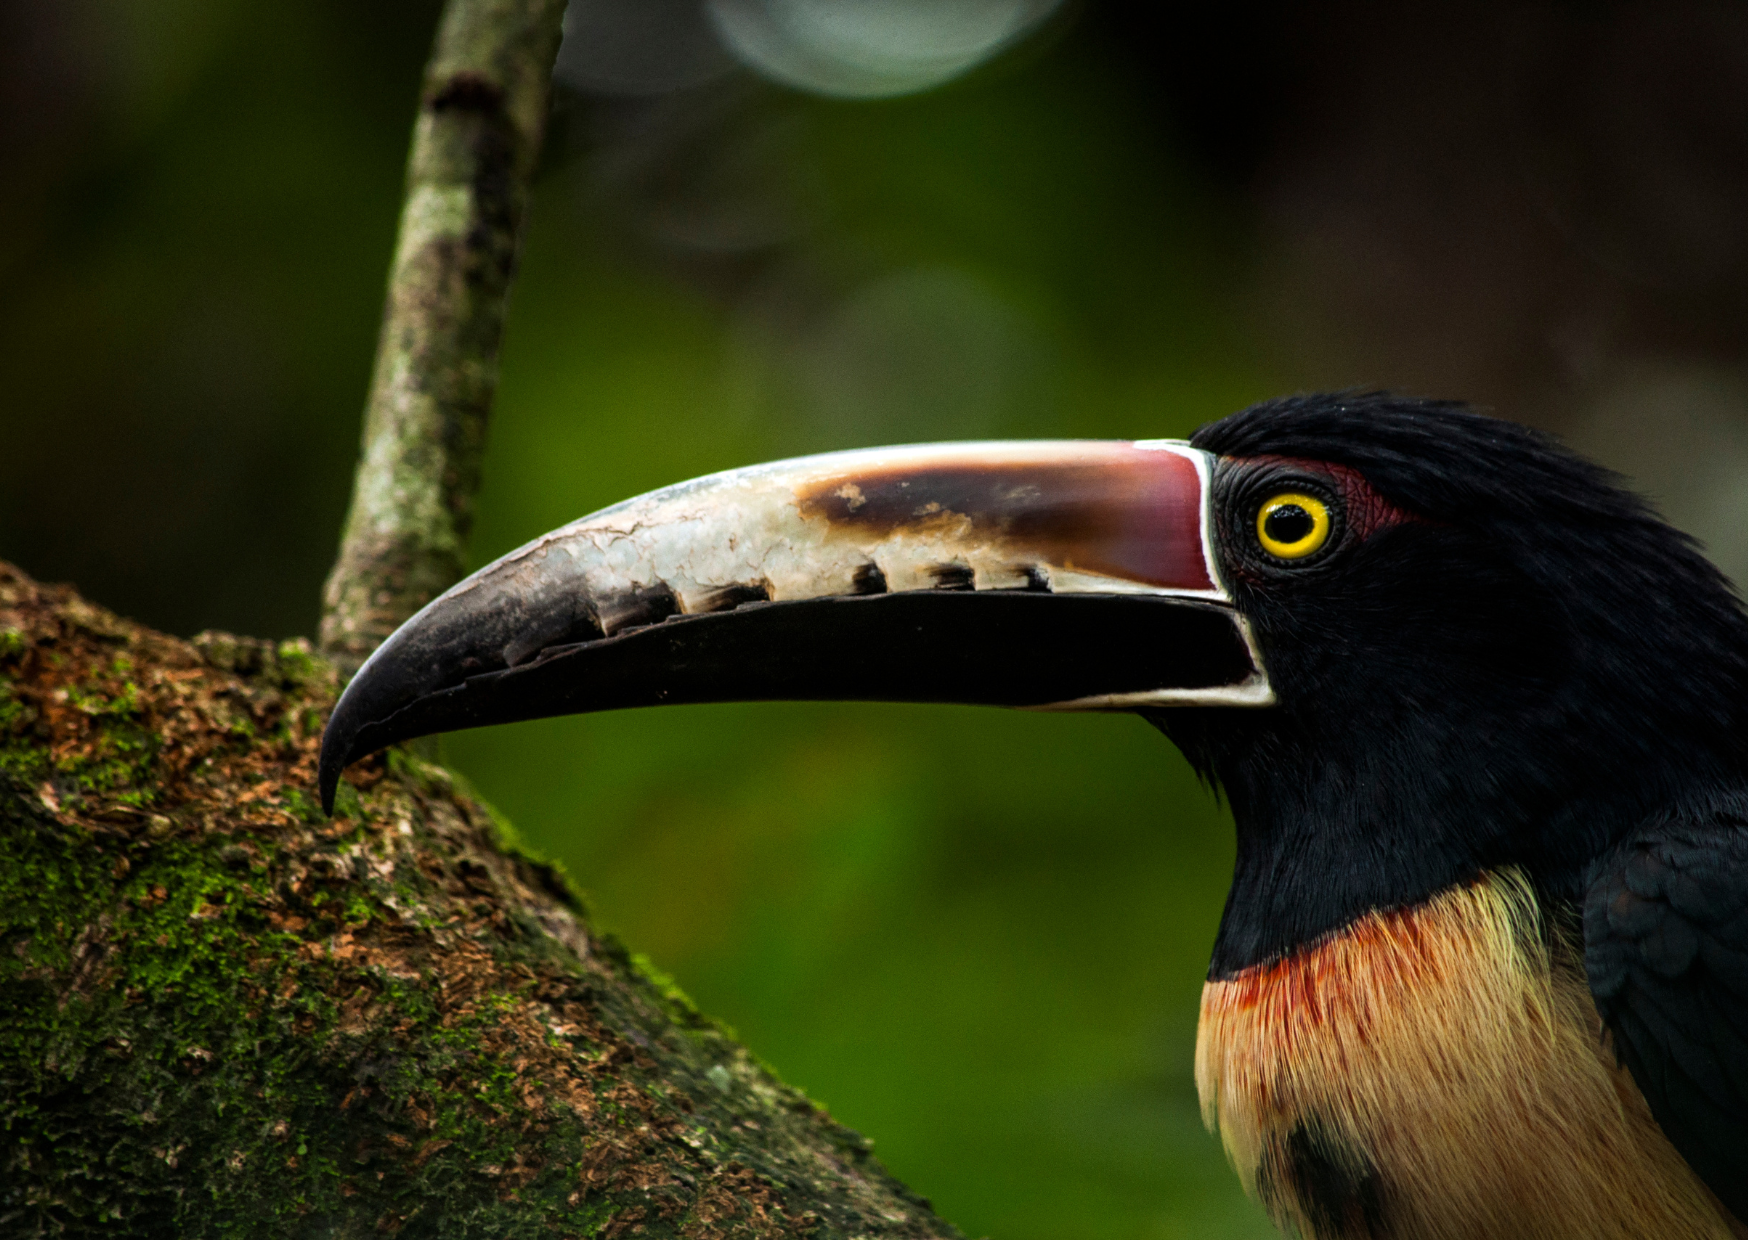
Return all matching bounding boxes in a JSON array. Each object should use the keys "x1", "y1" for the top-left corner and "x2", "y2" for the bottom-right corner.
[{"x1": 0, "y1": 562, "x2": 960, "y2": 1238}]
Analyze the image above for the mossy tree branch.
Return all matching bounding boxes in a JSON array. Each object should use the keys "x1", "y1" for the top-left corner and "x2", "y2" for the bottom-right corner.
[
  {"x1": 320, "y1": 0, "x2": 569, "y2": 673},
  {"x1": 0, "y1": 562, "x2": 961, "y2": 1237}
]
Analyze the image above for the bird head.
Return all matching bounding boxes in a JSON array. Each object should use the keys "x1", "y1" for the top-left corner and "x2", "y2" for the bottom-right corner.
[{"x1": 317, "y1": 393, "x2": 1748, "y2": 972}]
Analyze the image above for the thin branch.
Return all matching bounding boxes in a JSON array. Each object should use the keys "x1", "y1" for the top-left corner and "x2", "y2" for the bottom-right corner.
[{"x1": 320, "y1": 0, "x2": 569, "y2": 673}]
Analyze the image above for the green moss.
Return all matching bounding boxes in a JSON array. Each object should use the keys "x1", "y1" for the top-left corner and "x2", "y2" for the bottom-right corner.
[
  {"x1": 329, "y1": 781, "x2": 365, "y2": 822},
  {"x1": 277, "y1": 787, "x2": 326, "y2": 824},
  {"x1": 0, "y1": 681, "x2": 29, "y2": 737},
  {"x1": 64, "y1": 677, "x2": 141, "y2": 720},
  {"x1": 273, "y1": 639, "x2": 319, "y2": 687},
  {"x1": 0, "y1": 685, "x2": 44, "y2": 784},
  {"x1": 0, "y1": 785, "x2": 617, "y2": 1237},
  {"x1": 627, "y1": 951, "x2": 709, "y2": 1027},
  {"x1": 2, "y1": 814, "x2": 329, "y2": 1232}
]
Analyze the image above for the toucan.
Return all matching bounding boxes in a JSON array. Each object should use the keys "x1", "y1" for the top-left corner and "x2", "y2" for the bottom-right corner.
[{"x1": 319, "y1": 393, "x2": 1748, "y2": 1239}]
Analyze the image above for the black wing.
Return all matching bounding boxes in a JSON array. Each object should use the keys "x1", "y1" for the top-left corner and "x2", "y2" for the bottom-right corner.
[{"x1": 1585, "y1": 816, "x2": 1748, "y2": 1221}]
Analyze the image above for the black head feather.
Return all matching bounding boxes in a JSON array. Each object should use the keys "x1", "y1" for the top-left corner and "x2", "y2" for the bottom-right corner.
[{"x1": 1157, "y1": 393, "x2": 1748, "y2": 974}]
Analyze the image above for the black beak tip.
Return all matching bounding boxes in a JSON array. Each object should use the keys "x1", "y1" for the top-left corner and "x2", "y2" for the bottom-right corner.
[
  {"x1": 315, "y1": 643, "x2": 457, "y2": 817},
  {"x1": 319, "y1": 676, "x2": 386, "y2": 818},
  {"x1": 317, "y1": 720, "x2": 353, "y2": 818}
]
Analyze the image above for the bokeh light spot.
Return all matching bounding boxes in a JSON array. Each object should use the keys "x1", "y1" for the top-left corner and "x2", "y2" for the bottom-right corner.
[{"x1": 706, "y1": 0, "x2": 1066, "y2": 98}]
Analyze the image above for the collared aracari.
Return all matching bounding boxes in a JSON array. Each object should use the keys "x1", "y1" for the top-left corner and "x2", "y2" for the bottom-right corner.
[{"x1": 318, "y1": 393, "x2": 1748, "y2": 1239}]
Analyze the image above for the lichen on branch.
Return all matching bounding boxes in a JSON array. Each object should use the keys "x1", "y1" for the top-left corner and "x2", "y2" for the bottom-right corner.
[
  {"x1": 320, "y1": 0, "x2": 569, "y2": 674},
  {"x1": 0, "y1": 562, "x2": 960, "y2": 1238}
]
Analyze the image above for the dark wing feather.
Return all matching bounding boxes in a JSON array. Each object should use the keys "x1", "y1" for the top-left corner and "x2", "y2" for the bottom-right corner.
[{"x1": 1585, "y1": 818, "x2": 1748, "y2": 1220}]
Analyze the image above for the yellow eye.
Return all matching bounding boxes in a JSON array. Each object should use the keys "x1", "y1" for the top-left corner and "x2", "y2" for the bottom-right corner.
[{"x1": 1257, "y1": 493, "x2": 1331, "y2": 559}]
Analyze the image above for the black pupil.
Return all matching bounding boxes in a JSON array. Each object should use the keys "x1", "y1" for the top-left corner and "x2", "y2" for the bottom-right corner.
[{"x1": 1265, "y1": 504, "x2": 1315, "y2": 545}]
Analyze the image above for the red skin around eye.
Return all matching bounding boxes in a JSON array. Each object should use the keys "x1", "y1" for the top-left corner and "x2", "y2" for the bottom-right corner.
[{"x1": 1253, "y1": 456, "x2": 1419, "y2": 543}]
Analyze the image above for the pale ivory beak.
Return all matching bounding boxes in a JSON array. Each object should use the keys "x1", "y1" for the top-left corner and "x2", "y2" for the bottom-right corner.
[{"x1": 319, "y1": 440, "x2": 1271, "y2": 813}]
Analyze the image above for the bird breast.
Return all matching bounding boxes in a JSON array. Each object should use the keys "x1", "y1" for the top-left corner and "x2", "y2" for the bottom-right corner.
[{"x1": 1196, "y1": 869, "x2": 1736, "y2": 1240}]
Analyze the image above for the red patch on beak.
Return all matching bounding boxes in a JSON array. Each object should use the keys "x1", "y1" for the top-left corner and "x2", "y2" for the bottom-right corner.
[{"x1": 795, "y1": 443, "x2": 1217, "y2": 593}]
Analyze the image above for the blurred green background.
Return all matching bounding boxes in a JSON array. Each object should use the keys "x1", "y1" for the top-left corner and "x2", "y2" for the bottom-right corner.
[{"x1": 5, "y1": 3, "x2": 1748, "y2": 1236}]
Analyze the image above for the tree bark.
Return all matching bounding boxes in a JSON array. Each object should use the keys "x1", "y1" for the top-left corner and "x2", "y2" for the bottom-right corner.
[
  {"x1": 0, "y1": 561, "x2": 961, "y2": 1238},
  {"x1": 320, "y1": 0, "x2": 568, "y2": 674}
]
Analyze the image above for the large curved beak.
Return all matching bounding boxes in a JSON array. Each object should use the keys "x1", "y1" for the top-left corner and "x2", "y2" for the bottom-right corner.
[{"x1": 318, "y1": 440, "x2": 1269, "y2": 813}]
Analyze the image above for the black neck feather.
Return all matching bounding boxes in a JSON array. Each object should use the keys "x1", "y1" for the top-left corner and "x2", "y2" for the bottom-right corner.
[{"x1": 1159, "y1": 395, "x2": 1748, "y2": 977}]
